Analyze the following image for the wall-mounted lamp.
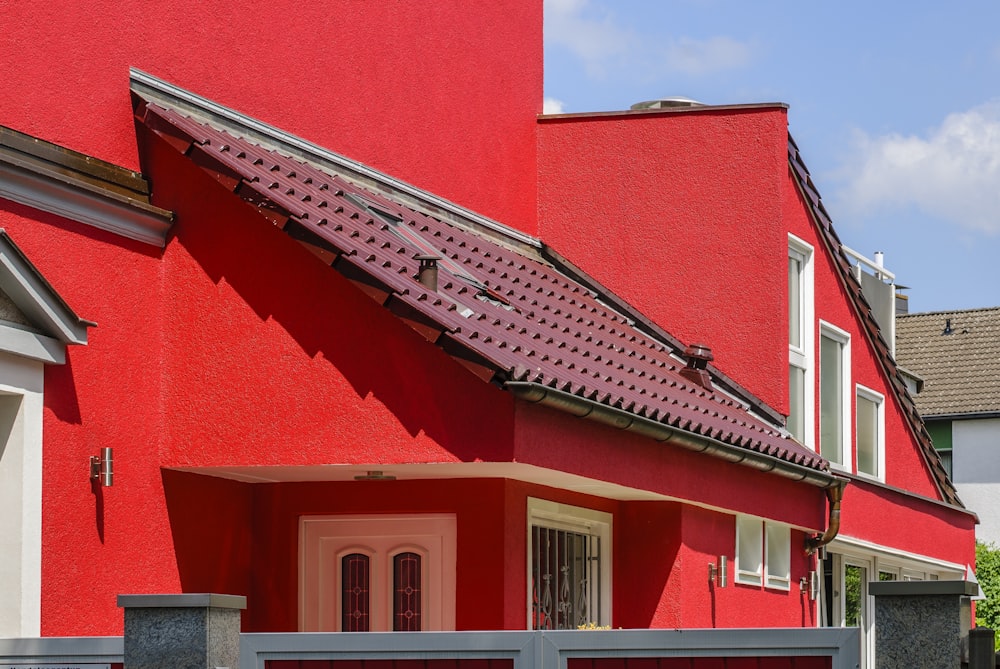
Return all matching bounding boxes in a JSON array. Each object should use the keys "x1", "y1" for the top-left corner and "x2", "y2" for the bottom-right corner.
[
  {"x1": 90, "y1": 447, "x2": 113, "y2": 487},
  {"x1": 708, "y1": 555, "x2": 728, "y2": 588},
  {"x1": 799, "y1": 570, "x2": 819, "y2": 601}
]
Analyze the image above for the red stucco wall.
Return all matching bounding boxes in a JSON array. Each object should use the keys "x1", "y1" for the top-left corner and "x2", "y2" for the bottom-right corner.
[
  {"x1": 0, "y1": 1, "x2": 540, "y2": 232},
  {"x1": 537, "y1": 107, "x2": 791, "y2": 412}
]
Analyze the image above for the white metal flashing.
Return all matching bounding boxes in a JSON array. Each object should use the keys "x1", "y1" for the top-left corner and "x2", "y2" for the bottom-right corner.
[
  {"x1": 0, "y1": 155, "x2": 173, "y2": 248},
  {"x1": 0, "y1": 229, "x2": 94, "y2": 353},
  {"x1": 129, "y1": 68, "x2": 542, "y2": 252}
]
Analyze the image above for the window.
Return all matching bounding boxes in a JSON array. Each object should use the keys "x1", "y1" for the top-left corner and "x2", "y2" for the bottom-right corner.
[
  {"x1": 528, "y1": 499, "x2": 610, "y2": 629},
  {"x1": 856, "y1": 386, "x2": 885, "y2": 479},
  {"x1": 788, "y1": 236, "x2": 814, "y2": 446},
  {"x1": 299, "y1": 514, "x2": 456, "y2": 632},
  {"x1": 926, "y1": 420, "x2": 953, "y2": 479},
  {"x1": 736, "y1": 515, "x2": 789, "y2": 590},
  {"x1": 819, "y1": 323, "x2": 851, "y2": 466},
  {"x1": 766, "y1": 524, "x2": 791, "y2": 589}
]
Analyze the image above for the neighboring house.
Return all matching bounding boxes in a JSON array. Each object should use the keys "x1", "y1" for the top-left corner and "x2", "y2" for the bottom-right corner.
[
  {"x1": 896, "y1": 307, "x2": 1000, "y2": 545},
  {"x1": 0, "y1": 4, "x2": 975, "y2": 669}
]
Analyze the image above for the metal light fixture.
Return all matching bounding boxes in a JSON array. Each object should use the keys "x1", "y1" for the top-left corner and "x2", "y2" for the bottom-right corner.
[
  {"x1": 708, "y1": 555, "x2": 728, "y2": 588},
  {"x1": 90, "y1": 447, "x2": 113, "y2": 487},
  {"x1": 800, "y1": 570, "x2": 819, "y2": 601}
]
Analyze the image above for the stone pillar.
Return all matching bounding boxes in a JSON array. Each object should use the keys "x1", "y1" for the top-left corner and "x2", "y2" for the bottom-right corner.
[
  {"x1": 118, "y1": 593, "x2": 246, "y2": 669},
  {"x1": 870, "y1": 580, "x2": 976, "y2": 669}
]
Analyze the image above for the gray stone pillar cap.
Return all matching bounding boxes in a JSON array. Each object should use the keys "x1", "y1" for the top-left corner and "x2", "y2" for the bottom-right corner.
[
  {"x1": 117, "y1": 593, "x2": 247, "y2": 609},
  {"x1": 869, "y1": 580, "x2": 979, "y2": 597}
]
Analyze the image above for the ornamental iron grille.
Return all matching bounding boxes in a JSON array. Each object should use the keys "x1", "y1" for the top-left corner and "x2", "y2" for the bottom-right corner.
[{"x1": 531, "y1": 525, "x2": 602, "y2": 629}]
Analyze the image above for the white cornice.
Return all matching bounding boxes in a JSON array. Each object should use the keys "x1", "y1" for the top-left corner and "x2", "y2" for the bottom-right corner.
[{"x1": 0, "y1": 158, "x2": 174, "y2": 247}]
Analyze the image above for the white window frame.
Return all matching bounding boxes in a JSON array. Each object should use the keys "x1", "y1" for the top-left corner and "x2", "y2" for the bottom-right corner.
[
  {"x1": 819, "y1": 321, "x2": 851, "y2": 469},
  {"x1": 788, "y1": 235, "x2": 815, "y2": 448},
  {"x1": 527, "y1": 498, "x2": 611, "y2": 629},
  {"x1": 735, "y1": 515, "x2": 790, "y2": 590},
  {"x1": 855, "y1": 385, "x2": 885, "y2": 481}
]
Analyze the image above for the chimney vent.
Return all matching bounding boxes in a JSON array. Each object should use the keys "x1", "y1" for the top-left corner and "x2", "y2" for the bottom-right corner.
[
  {"x1": 680, "y1": 344, "x2": 714, "y2": 390},
  {"x1": 416, "y1": 255, "x2": 440, "y2": 292}
]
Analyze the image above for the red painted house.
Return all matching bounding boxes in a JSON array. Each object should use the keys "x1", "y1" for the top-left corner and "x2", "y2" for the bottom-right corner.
[{"x1": 0, "y1": 2, "x2": 975, "y2": 666}]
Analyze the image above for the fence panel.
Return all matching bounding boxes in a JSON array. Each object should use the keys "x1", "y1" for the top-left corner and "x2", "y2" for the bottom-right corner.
[{"x1": 245, "y1": 629, "x2": 856, "y2": 669}]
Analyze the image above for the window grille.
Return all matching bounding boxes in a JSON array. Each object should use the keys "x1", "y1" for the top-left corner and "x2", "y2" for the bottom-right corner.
[
  {"x1": 342, "y1": 553, "x2": 371, "y2": 631},
  {"x1": 393, "y1": 552, "x2": 422, "y2": 631},
  {"x1": 530, "y1": 525, "x2": 602, "y2": 629}
]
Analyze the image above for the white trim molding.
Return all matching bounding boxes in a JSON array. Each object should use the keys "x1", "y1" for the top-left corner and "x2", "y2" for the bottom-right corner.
[{"x1": 0, "y1": 129, "x2": 174, "y2": 248}]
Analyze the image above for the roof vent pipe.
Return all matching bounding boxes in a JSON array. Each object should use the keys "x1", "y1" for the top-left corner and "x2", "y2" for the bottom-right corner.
[
  {"x1": 631, "y1": 97, "x2": 705, "y2": 110},
  {"x1": 680, "y1": 344, "x2": 714, "y2": 391},
  {"x1": 416, "y1": 255, "x2": 440, "y2": 292}
]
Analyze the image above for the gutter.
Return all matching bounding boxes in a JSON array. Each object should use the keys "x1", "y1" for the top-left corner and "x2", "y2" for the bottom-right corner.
[{"x1": 506, "y1": 381, "x2": 844, "y2": 491}]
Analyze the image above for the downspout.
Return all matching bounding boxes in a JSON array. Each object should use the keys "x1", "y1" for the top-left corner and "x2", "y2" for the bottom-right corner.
[{"x1": 805, "y1": 481, "x2": 846, "y2": 554}]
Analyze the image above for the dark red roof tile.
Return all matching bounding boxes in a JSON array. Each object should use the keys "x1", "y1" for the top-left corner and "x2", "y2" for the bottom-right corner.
[{"x1": 137, "y1": 99, "x2": 832, "y2": 475}]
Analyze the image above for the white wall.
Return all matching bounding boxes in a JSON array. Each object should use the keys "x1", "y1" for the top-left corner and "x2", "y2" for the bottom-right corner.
[{"x1": 953, "y1": 417, "x2": 1000, "y2": 546}]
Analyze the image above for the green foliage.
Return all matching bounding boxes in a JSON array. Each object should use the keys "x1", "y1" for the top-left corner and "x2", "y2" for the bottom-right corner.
[{"x1": 975, "y1": 540, "x2": 1000, "y2": 649}]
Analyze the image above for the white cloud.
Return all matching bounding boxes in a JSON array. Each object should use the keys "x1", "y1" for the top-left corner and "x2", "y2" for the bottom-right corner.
[
  {"x1": 544, "y1": 0, "x2": 752, "y2": 79},
  {"x1": 834, "y1": 101, "x2": 1000, "y2": 235},
  {"x1": 543, "y1": 97, "x2": 566, "y2": 114}
]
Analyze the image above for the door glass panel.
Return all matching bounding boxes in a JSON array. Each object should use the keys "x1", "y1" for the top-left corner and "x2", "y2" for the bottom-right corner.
[
  {"x1": 342, "y1": 553, "x2": 370, "y2": 631},
  {"x1": 393, "y1": 552, "x2": 422, "y2": 631},
  {"x1": 845, "y1": 563, "x2": 865, "y2": 628}
]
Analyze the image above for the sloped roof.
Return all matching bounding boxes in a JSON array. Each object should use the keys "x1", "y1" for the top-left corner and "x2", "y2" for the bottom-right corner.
[
  {"x1": 788, "y1": 137, "x2": 961, "y2": 506},
  {"x1": 895, "y1": 307, "x2": 1000, "y2": 417},
  {"x1": 131, "y1": 83, "x2": 836, "y2": 485}
]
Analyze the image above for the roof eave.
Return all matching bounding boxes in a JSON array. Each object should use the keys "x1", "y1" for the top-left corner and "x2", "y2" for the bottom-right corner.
[
  {"x1": 506, "y1": 380, "x2": 842, "y2": 490},
  {"x1": 0, "y1": 127, "x2": 174, "y2": 248}
]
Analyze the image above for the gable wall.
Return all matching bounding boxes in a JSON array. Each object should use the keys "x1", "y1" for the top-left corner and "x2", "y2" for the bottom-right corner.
[
  {"x1": 0, "y1": 1, "x2": 541, "y2": 232},
  {"x1": 536, "y1": 108, "x2": 790, "y2": 412},
  {"x1": 782, "y1": 171, "x2": 975, "y2": 566}
]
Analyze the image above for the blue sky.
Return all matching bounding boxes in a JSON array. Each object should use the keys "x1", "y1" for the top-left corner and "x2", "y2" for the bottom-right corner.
[{"x1": 543, "y1": 0, "x2": 1000, "y2": 313}]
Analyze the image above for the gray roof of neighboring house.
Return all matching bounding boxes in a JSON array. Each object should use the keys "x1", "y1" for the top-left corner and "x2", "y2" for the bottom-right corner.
[{"x1": 895, "y1": 306, "x2": 1000, "y2": 417}]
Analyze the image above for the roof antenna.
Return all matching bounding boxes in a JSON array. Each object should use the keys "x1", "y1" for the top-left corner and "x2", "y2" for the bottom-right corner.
[{"x1": 942, "y1": 318, "x2": 953, "y2": 335}]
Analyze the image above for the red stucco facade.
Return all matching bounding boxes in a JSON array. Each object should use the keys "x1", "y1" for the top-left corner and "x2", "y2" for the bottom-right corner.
[{"x1": 0, "y1": 0, "x2": 975, "y2": 647}]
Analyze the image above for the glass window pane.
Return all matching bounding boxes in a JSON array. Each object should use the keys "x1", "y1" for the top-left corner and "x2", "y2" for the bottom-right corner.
[
  {"x1": 857, "y1": 393, "x2": 878, "y2": 476},
  {"x1": 342, "y1": 553, "x2": 370, "y2": 632},
  {"x1": 737, "y1": 516, "x2": 762, "y2": 584},
  {"x1": 789, "y1": 256, "x2": 802, "y2": 349},
  {"x1": 844, "y1": 564, "x2": 865, "y2": 628},
  {"x1": 820, "y1": 334, "x2": 843, "y2": 463},
  {"x1": 393, "y1": 552, "x2": 422, "y2": 631},
  {"x1": 765, "y1": 524, "x2": 790, "y2": 587},
  {"x1": 788, "y1": 365, "x2": 805, "y2": 442}
]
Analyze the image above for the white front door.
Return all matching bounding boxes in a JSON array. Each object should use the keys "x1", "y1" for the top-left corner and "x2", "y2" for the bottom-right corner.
[{"x1": 299, "y1": 514, "x2": 456, "y2": 631}]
